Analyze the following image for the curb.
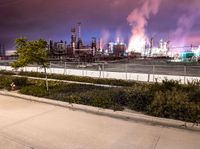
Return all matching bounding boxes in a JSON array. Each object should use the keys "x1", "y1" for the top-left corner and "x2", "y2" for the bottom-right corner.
[{"x1": 0, "y1": 90, "x2": 199, "y2": 132}]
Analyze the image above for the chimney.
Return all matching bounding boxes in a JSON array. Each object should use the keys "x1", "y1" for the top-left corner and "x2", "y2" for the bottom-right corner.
[
  {"x1": 71, "y1": 27, "x2": 76, "y2": 50},
  {"x1": 77, "y1": 22, "x2": 83, "y2": 49}
]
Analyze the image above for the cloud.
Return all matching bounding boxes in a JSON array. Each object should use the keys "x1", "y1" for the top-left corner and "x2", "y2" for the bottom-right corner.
[{"x1": 169, "y1": 0, "x2": 200, "y2": 47}]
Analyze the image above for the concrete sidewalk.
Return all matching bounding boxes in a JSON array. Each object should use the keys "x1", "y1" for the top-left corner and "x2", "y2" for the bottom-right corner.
[
  {"x1": 0, "y1": 93, "x2": 200, "y2": 149},
  {"x1": 0, "y1": 90, "x2": 199, "y2": 132}
]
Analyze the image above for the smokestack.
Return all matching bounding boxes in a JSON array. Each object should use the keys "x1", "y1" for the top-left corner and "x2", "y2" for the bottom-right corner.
[
  {"x1": 77, "y1": 22, "x2": 83, "y2": 49},
  {"x1": 149, "y1": 37, "x2": 154, "y2": 56},
  {"x1": 71, "y1": 27, "x2": 76, "y2": 50},
  {"x1": 78, "y1": 22, "x2": 81, "y2": 39},
  {"x1": 91, "y1": 37, "x2": 97, "y2": 55}
]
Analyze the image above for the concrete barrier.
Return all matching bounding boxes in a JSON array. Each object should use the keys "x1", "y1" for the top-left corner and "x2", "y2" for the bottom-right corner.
[{"x1": 1, "y1": 65, "x2": 200, "y2": 83}]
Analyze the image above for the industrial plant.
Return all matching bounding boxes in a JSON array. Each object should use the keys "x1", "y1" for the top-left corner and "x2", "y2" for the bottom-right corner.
[
  {"x1": 47, "y1": 22, "x2": 200, "y2": 63},
  {"x1": 47, "y1": 22, "x2": 127, "y2": 62},
  {"x1": 0, "y1": 22, "x2": 200, "y2": 63}
]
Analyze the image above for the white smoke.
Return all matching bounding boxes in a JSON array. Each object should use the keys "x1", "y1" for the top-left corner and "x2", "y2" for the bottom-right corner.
[
  {"x1": 115, "y1": 29, "x2": 124, "y2": 43},
  {"x1": 100, "y1": 29, "x2": 110, "y2": 49},
  {"x1": 127, "y1": 0, "x2": 162, "y2": 53},
  {"x1": 170, "y1": 0, "x2": 200, "y2": 47}
]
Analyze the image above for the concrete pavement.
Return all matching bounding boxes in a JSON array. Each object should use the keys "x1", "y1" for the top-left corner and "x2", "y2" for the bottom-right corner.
[{"x1": 0, "y1": 94, "x2": 200, "y2": 149}]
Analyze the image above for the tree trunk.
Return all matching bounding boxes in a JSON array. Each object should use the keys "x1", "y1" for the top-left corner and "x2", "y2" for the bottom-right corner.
[{"x1": 44, "y1": 67, "x2": 49, "y2": 91}]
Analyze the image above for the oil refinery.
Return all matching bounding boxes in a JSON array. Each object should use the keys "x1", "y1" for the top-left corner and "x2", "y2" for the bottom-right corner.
[
  {"x1": 0, "y1": 22, "x2": 200, "y2": 63},
  {"x1": 46, "y1": 22, "x2": 200, "y2": 63}
]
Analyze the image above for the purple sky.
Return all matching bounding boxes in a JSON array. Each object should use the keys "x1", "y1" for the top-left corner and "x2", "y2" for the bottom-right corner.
[{"x1": 0, "y1": 0, "x2": 200, "y2": 49}]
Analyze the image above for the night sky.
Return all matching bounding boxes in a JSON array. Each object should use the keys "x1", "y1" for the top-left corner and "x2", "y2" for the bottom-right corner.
[{"x1": 0, "y1": 0, "x2": 200, "y2": 49}]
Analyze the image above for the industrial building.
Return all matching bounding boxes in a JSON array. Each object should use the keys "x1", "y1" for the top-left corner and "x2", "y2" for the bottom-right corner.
[
  {"x1": 48, "y1": 22, "x2": 98, "y2": 62},
  {"x1": 107, "y1": 42, "x2": 126, "y2": 56}
]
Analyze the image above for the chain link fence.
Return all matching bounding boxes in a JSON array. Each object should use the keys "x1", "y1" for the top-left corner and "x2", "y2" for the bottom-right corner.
[{"x1": 1, "y1": 61, "x2": 200, "y2": 83}]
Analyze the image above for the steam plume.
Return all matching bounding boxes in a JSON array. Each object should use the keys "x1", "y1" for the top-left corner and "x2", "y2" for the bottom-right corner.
[
  {"x1": 127, "y1": 0, "x2": 161, "y2": 53},
  {"x1": 100, "y1": 29, "x2": 110, "y2": 49}
]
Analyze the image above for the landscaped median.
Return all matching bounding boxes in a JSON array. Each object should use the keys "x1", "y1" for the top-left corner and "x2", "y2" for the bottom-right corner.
[{"x1": 0, "y1": 70, "x2": 200, "y2": 126}]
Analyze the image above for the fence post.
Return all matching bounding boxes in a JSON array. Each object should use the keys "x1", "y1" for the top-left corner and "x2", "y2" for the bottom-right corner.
[
  {"x1": 102, "y1": 63, "x2": 105, "y2": 78},
  {"x1": 82, "y1": 64, "x2": 84, "y2": 76},
  {"x1": 99, "y1": 64, "x2": 101, "y2": 78},
  {"x1": 184, "y1": 66, "x2": 187, "y2": 84},
  {"x1": 148, "y1": 73, "x2": 150, "y2": 82},
  {"x1": 49, "y1": 62, "x2": 52, "y2": 74},
  {"x1": 125, "y1": 63, "x2": 128, "y2": 80},
  {"x1": 64, "y1": 62, "x2": 67, "y2": 75},
  {"x1": 153, "y1": 65, "x2": 155, "y2": 82}
]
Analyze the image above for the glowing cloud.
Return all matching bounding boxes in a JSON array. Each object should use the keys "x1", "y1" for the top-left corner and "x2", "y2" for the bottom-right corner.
[{"x1": 127, "y1": 0, "x2": 161, "y2": 53}]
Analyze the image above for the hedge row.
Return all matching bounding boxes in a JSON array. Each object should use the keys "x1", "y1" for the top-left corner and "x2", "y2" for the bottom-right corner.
[
  {"x1": 0, "y1": 70, "x2": 15, "y2": 76},
  {"x1": 0, "y1": 75, "x2": 28, "y2": 90}
]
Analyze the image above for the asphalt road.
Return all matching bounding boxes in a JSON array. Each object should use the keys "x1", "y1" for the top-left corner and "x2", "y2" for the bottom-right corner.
[
  {"x1": 50, "y1": 62, "x2": 200, "y2": 77},
  {"x1": 1, "y1": 60, "x2": 200, "y2": 77},
  {"x1": 0, "y1": 95, "x2": 200, "y2": 149}
]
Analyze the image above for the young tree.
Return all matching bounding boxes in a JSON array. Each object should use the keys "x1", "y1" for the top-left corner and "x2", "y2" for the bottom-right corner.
[{"x1": 12, "y1": 37, "x2": 50, "y2": 91}]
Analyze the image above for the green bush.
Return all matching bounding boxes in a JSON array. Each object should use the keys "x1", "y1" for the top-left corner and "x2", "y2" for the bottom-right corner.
[
  {"x1": 12, "y1": 77, "x2": 28, "y2": 89},
  {"x1": 0, "y1": 70, "x2": 16, "y2": 75},
  {"x1": 149, "y1": 80, "x2": 182, "y2": 93},
  {"x1": 125, "y1": 86, "x2": 153, "y2": 112},
  {"x1": 0, "y1": 76, "x2": 12, "y2": 90},
  {"x1": 63, "y1": 95, "x2": 82, "y2": 104},
  {"x1": 148, "y1": 89, "x2": 200, "y2": 122},
  {"x1": 78, "y1": 89, "x2": 119, "y2": 109},
  {"x1": 20, "y1": 85, "x2": 48, "y2": 97}
]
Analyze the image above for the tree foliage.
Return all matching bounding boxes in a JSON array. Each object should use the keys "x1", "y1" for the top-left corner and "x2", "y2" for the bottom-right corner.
[
  {"x1": 12, "y1": 37, "x2": 48, "y2": 68},
  {"x1": 12, "y1": 37, "x2": 49, "y2": 90}
]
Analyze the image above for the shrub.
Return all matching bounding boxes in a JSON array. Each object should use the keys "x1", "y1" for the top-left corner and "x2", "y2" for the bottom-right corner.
[
  {"x1": 125, "y1": 86, "x2": 153, "y2": 112},
  {"x1": 0, "y1": 76, "x2": 12, "y2": 90},
  {"x1": 12, "y1": 77, "x2": 28, "y2": 89},
  {"x1": 148, "y1": 89, "x2": 200, "y2": 123},
  {"x1": 62, "y1": 88, "x2": 126, "y2": 111},
  {"x1": 149, "y1": 80, "x2": 182, "y2": 93},
  {"x1": 0, "y1": 70, "x2": 16, "y2": 75},
  {"x1": 63, "y1": 95, "x2": 82, "y2": 104},
  {"x1": 20, "y1": 85, "x2": 48, "y2": 97},
  {"x1": 78, "y1": 89, "x2": 116, "y2": 109}
]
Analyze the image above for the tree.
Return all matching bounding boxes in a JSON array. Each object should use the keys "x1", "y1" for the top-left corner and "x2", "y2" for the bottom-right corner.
[{"x1": 12, "y1": 37, "x2": 50, "y2": 91}]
